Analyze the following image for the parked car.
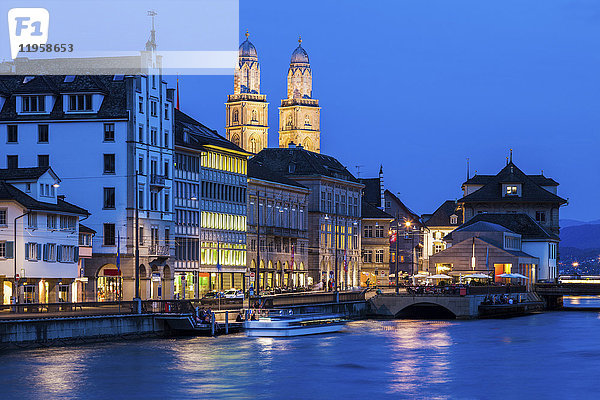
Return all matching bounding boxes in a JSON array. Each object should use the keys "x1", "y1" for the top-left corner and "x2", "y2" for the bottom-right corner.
[
  {"x1": 202, "y1": 290, "x2": 223, "y2": 299},
  {"x1": 223, "y1": 289, "x2": 244, "y2": 299}
]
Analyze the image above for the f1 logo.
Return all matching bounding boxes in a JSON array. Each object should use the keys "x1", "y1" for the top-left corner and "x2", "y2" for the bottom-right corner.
[{"x1": 7, "y1": 8, "x2": 49, "y2": 59}]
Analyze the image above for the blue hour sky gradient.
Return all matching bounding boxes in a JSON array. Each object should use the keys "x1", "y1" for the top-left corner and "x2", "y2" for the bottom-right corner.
[{"x1": 168, "y1": 0, "x2": 600, "y2": 221}]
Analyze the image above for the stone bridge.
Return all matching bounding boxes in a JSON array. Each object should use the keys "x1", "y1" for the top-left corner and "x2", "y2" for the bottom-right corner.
[{"x1": 368, "y1": 293, "x2": 491, "y2": 319}]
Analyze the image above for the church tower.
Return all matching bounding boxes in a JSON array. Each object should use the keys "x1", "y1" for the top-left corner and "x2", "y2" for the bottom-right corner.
[
  {"x1": 279, "y1": 36, "x2": 321, "y2": 153},
  {"x1": 226, "y1": 32, "x2": 269, "y2": 153}
]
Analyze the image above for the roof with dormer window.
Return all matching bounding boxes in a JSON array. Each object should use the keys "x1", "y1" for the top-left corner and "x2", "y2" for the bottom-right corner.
[
  {"x1": 458, "y1": 162, "x2": 566, "y2": 204},
  {"x1": 0, "y1": 181, "x2": 88, "y2": 215},
  {"x1": 0, "y1": 75, "x2": 128, "y2": 121}
]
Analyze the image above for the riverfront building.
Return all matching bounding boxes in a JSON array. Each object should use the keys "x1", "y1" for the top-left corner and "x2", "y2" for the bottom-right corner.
[
  {"x1": 251, "y1": 144, "x2": 363, "y2": 288},
  {"x1": 459, "y1": 155, "x2": 567, "y2": 235},
  {"x1": 246, "y1": 157, "x2": 310, "y2": 290},
  {"x1": 421, "y1": 200, "x2": 462, "y2": 273},
  {"x1": 0, "y1": 167, "x2": 88, "y2": 304},
  {"x1": 174, "y1": 109, "x2": 249, "y2": 297},
  {"x1": 0, "y1": 48, "x2": 176, "y2": 301}
]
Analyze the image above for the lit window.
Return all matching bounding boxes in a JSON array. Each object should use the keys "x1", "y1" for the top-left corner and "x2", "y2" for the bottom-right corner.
[{"x1": 22, "y1": 95, "x2": 45, "y2": 112}]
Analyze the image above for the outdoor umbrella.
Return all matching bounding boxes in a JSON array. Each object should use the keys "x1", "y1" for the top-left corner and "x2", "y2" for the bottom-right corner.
[
  {"x1": 511, "y1": 273, "x2": 529, "y2": 280},
  {"x1": 464, "y1": 273, "x2": 491, "y2": 279},
  {"x1": 429, "y1": 274, "x2": 452, "y2": 279}
]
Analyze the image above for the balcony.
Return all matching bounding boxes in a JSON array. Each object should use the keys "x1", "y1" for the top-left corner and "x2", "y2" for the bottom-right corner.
[
  {"x1": 148, "y1": 245, "x2": 170, "y2": 257},
  {"x1": 150, "y1": 174, "x2": 167, "y2": 189}
]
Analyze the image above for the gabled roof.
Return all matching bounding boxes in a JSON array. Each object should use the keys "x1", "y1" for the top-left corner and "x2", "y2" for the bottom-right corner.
[
  {"x1": 459, "y1": 162, "x2": 566, "y2": 204},
  {"x1": 464, "y1": 173, "x2": 558, "y2": 187},
  {"x1": 0, "y1": 166, "x2": 55, "y2": 181},
  {"x1": 79, "y1": 224, "x2": 96, "y2": 234},
  {"x1": 449, "y1": 213, "x2": 559, "y2": 241},
  {"x1": 0, "y1": 75, "x2": 129, "y2": 121},
  {"x1": 248, "y1": 158, "x2": 308, "y2": 190},
  {"x1": 0, "y1": 181, "x2": 88, "y2": 215},
  {"x1": 362, "y1": 200, "x2": 393, "y2": 219},
  {"x1": 251, "y1": 146, "x2": 360, "y2": 183},
  {"x1": 456, "y1": 221, "x2": 514, "y2": 234},
  {"x1": 359, "y1": 177, "x2": 381, "y2": 206},
  {"x1": 385, "y1": 190, "x2": 420, "y2": 222},
  {"x1": 175, "y1": 109, "x2": 248, "y2": 154},
  {"x1": 423, "y1": 200, "x2": 461, "y2": 227}
]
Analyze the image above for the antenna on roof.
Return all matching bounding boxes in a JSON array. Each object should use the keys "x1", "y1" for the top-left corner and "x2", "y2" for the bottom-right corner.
[
  {"x1": 506, "y1": 157, "x2": 509, "y2": 166},
  {"x1": 176, "y1": 74, "x2": 180, "y2": 110},
  {"x1": 466, "y1": 157, "x2": 470, "y2": 180},
  {"x1": 510, "y1": 148, "x2": 513, "y2": 163},
  {"x1": 354, "y1": 165, "x2": 364, "y2": 178}
]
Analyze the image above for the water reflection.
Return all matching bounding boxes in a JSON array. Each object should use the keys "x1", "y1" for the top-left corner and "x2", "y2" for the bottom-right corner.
[
  {"x1": 387, "y1": 321, "x2": 451, "y2": 394},
  {"x1": 2, "y1": 314, "x2": 600, "y2": 399}
]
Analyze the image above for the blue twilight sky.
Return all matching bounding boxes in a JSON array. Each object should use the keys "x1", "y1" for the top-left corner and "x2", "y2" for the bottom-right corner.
[{"x1": 167, "y1": 0, "x2": 600, "y2": 221}]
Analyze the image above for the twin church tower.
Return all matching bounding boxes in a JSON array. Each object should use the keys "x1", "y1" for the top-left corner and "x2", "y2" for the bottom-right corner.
[{"x1": 225, "y1": 32, "x2": 321, "y2": 153}]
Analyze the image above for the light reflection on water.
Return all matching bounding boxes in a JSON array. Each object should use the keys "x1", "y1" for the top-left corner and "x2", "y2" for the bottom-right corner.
[{"x1": 2, "y1": 312, "x2": 600, "y2": 399}]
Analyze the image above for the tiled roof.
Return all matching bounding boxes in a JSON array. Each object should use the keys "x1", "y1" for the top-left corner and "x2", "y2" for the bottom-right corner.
[
  {"x1": 0, "y1": 181, "x2": 88, "y2": 215},
  {"x1": 175, "y1": 109, "x2": 248, "y2": 154},
  {"x1": 0, "y1": 166, "x2": 53, "y2": 181},
  {"x1": 459, "y1": 162, "x2": 566, "y2": 204},
  {"x1": 0, "y1": 75, "x2": 128, "y2": 121},
  {"x1": 463, "y1": 173, "x2": 558, "y2": 187},
  {"x1": 423, "y1": 200, "x2": 461, "y2": 227},
  {"x1": 362, "y1": 201, "x2": 393, "y2": 219},
  {"x1": 248, "y1": 158, "x2": 308, "y2": 190},
  {"x1": 251, "y1": 146, "x2": 360, "y2": 183},
  {"x1": 446, "y1": 213, "x2": 559, "y2": 241}
]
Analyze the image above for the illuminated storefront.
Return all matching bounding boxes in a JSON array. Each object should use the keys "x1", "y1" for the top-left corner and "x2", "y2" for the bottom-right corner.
[
  {"x1": 97, "y1": 265, "x2": 122, "y2": 301},
  {"x1": 174, "y1": 272, "x2": 196, "y2": 299}
]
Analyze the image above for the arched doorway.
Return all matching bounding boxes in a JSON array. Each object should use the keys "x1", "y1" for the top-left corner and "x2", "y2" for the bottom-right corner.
[{"x1": 97, "y1": 264, "x2": 122, "y2": 301}]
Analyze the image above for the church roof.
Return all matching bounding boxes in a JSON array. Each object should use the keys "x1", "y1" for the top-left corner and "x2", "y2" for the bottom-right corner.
[
  {"x1": 291, "y1": 37, "x2": 309, "y2": 64},
  {"x1": 459, "y1": 162, "x2": 566, "y2": 204},
  {"x1": 239, "y1": 34, "x2": 258, "y2": 59}
]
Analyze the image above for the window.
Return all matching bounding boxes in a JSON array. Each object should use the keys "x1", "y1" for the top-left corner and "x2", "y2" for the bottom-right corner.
[
  {"x1": 7, "y1": 125, "x2": 17, "y2": 142},
  {"x1": 233, "y1": 109, "x2": 239, "y2": 123},
  {"x1": 0, "y1": 209, "x2": 6, "y2": 226},
  {"x1": 28, "y1": 212, "x2": 37, "y2": 228},
  {"x1": 151, "y1": 128, "x2": 157, "y2": 145},
  {"x1": 450, "y1": 215, "x2": 458, "y2": 225},
  {"x1": 104, "y1": 123, "x2": 115, "y2": 141},
  {"x1": 103, "y1": 187, "x2": 116, "y2": 209},
  {"x1": 22, "y1": 95, "x2": 45, "y2": 112},
  {"x1": 47, "y1": 214, "x2": 57, "y2": 230},
  {"x1": 103, "y1": 223, "x2": 116, "y2": 246},
  {"x1": 60, "y1": 215, "x2": 76, "y2": 231},
  {"x1": 375, "y1": 249, "x2": 384, "y2": 263},
  {"x1": 138, "y1": 97, "x2": 144, "y2": 113},
  {"x1": 58, "y1": 245, "x2": 76, "y2": 263},
  {"x1": 164, "y1": 131, "x2": 169, "y2": 148},
  {"x1": 164, "y1": 161, "x2": 169, "y2": 179},
  {"x1": 138, "y1": 187, "x2": 144, "y2": 209},
  {"x1": 151, "y1": 100, "x2": 157, "y2": 117},
  {"x1": 68, "y1": 94, "x2": 93, "y2": 111},
  {"x1": 535, "y1": 211, "x2": 546, "y2": 223},
  {"x1": 375, "y1": 225, "x2": 384, "y2": 238},
  {"x1": 138, "y1": 126, "x2": 144, "y2": 143},
  {"x1": 362, "y1": 250, "x2": 373, "y2": 263},
  {"x1": 38, "y1": 125, "x2": 49, "y2": 143},
  {"x1": 364, "y1": 225, "x2": 373, "y2": 238},
  {"x1": 139, "y1": 226, "x2": 144, "y2": 245},
  {"x1": 164, "y1": 103, "x2": 170, "y2": 119},
  {"x1": 305, "y1": 115, "x2": 311, "y2": 126},
  {"x1": 25, "y1": 242, "x2": 39, "y2": 260},
  {"x1": 138, "y1": 156, "x2": 144, "y2": 175},
  {"x1": 45, "y1": 243, "x2": 57, "y2": 262},
  {"x1": 0, "y1": 241, "x2": 10, "y2": 258},
  {"x1": 150, "y1": 192, "x2": 158, "y2": 211},
  {"x1": 505, "y1": 185, "x2": 518, "y2": 196},
  {"x1": 251, "y1": 109, "x2": 258, "y2": 121},
  {"x1": 164, "y1": 193, "x2": 170, "y2": 212},
  {"x1": 64, "y1": 75, "x2": 75, "y2": 83},
  {"x1": 37, "y1": 155, "x2": 49, "y2": 167},
  {"x1": 103, "y1": 154, "x2": 115, "y2": 174}
]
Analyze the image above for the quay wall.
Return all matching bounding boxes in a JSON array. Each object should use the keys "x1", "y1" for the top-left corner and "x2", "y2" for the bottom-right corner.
[{"x1": 0, "y1": 314, "x2": 165, "y2": 349}]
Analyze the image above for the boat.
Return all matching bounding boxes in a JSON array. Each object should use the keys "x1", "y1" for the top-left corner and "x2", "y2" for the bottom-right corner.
[{"x1": 244, "y1": 311, "x2": 349, "y2": 337}]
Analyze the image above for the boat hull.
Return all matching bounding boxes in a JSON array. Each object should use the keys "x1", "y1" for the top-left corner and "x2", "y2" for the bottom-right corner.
[{"x1": 245, "y1": 322, "x2": 346, "y2": 337}]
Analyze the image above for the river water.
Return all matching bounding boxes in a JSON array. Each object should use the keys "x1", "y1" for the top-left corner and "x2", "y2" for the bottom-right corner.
[{"x1": 2, "y1": 311, "x2": 600, "y2": 399}]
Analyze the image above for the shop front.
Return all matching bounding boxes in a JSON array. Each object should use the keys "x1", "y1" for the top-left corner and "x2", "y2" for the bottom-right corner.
[
  {"x1": 174, "y1": 271, "x2": 197, "y2": 299},
  {"x1": 97, "y1": 264, "x2": 122, "y2": 301}
]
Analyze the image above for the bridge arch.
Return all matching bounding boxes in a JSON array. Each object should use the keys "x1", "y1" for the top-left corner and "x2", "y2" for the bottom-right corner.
[{"x1": 395, "y1": 302, "x2": 457, "y2": 319}]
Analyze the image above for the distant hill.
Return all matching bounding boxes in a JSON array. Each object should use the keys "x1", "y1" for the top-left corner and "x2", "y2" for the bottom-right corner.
[
  {"x1": 560, "y1": 224, "x2": 600, "y2": 250},
  {"x1": 560, "y1": 219, "x2": 586, "y2": 228}
]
